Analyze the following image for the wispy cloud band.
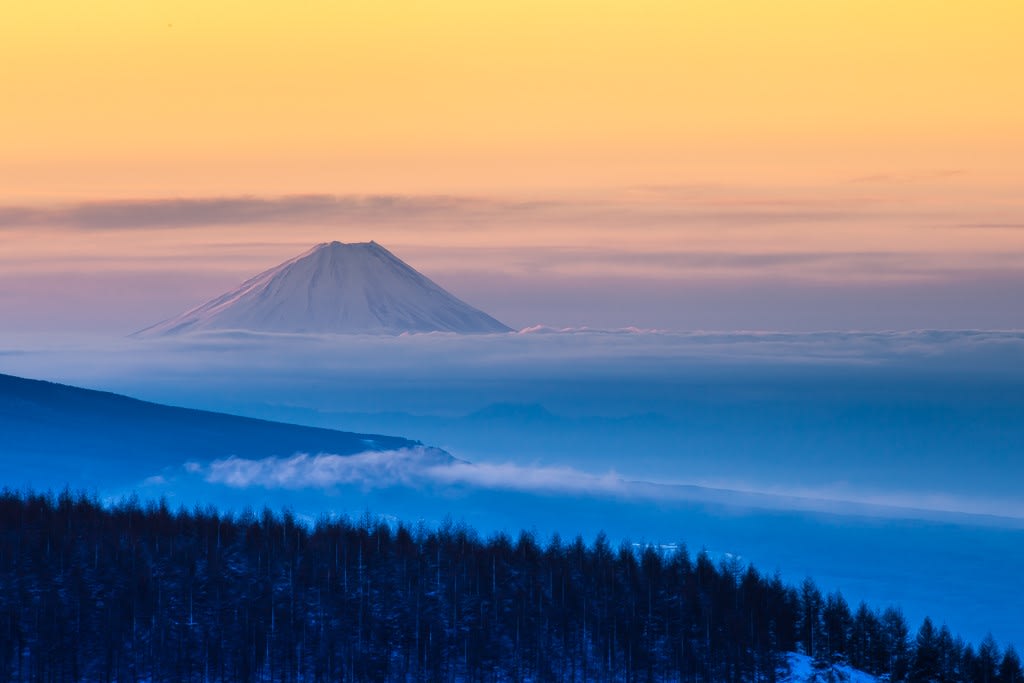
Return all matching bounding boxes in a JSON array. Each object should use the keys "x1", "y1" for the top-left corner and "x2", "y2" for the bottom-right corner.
[
  {"x1": 0, "y1": 192, "x2": 882, "y2": 233},
  {"x1": 186, "y1": 446, "x2": 1024, "y2": 525},
  {"x1": 0, "y1": 195, "x2": 486, "y2": 229}
]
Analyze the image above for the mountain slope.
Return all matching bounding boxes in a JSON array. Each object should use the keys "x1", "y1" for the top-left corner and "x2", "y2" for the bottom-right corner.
[
  {"x1": 0, "y1": 372, "x2": 429, "y2": 487},
  {"x1": 135, "y1": 241, "x2": 512, "y2": 336}
]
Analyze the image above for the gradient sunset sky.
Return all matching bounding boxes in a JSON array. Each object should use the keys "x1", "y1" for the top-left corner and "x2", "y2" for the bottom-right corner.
[{"x1": 3, "y1": 1, "x2": 1023, "y2": 332}]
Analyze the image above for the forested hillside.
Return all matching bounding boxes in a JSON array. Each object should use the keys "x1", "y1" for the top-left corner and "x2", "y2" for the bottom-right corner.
[{"x1": 0, "y1": 491, "x2": 1018, "y2": 682}]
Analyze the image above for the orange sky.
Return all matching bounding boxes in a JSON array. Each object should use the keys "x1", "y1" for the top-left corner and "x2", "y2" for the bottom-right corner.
[
  {"x1": 3, "y1": 0, "x2": 1023, "y2": 198},
  {"x1": 2, "y1": 1, "x2": 1023, "y2": 331}
]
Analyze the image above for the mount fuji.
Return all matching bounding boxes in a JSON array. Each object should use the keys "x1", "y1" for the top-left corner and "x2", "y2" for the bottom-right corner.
[{"x1": 135, "y1": 241, "x2": 512, "y2": 336}]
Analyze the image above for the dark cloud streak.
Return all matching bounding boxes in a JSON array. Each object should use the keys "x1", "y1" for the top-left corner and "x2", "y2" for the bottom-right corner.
[
  {"x1": 0, "y1": 193, "x2": 889, "y2": 231},
  {"x1": 0, "y1": 195, "x2": 494, "y2": 230}
]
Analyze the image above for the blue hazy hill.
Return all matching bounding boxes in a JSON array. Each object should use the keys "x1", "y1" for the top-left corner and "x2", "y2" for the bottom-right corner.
[{"x1": 0, "y1": 372, "x2": 421, "y2": 489}]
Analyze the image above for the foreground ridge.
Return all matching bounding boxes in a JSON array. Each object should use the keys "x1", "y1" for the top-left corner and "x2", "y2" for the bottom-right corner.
[{"x1": 1, "y1": 491, "x2": 1017, "y2": 682}]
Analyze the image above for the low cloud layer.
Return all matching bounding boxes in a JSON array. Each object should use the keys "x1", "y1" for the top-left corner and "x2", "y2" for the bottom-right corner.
[
  {"x1": 4, "y1": 328, "x2": 1024, "y2": 388},
  {"x1": 186, "y1": 446, "x2": 1024, "y2": 526},
  {"x1": 197, "y1": 447, "x2": 453, "y2": 490},
  {"x1": 197, "y1": 447, "x2": 632, "y2": 498},
  {"x1": 5, "y1": 329, "x2": 1024, "y2": 516}
]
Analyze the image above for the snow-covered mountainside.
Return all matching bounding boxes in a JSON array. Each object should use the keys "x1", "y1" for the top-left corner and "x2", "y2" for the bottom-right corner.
[{"x1": 134, "y1": 241, "x2": 512, "y2": 336}]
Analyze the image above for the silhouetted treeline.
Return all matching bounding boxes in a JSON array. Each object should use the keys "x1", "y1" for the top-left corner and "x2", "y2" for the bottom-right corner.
[{"x1": 0, "y1": 490, "x2": 1018, "y2": 682}]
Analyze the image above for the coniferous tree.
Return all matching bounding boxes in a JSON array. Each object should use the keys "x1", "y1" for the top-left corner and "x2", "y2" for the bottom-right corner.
[
  {"x1": 936, "y1": 624, "x2": 961, "y2": 683},
  {"x1": 1000, "y1": 646, "x2": 1023, "y2": 683},
  {"x1": 910, "y1": 617, "x2": 942, "y2": 683},
  {"x1": 850, "y1": 601, "x2": 882, "y2": 673},
  {"x1": 798, "y1": 578, "x2": 825, "y2": 660},
  {"x1": 964, "y1": 645, "x2": 981, "y2": 683},
  {"x1": 883, "y1": 606, "x2": 912, "y2": 682},
  {"x1": 822, "y1": 591, "x2": 853, "y2": 664},
  {"x1": 976, "y1": 634, "x2": 1002, "y2": 683}
]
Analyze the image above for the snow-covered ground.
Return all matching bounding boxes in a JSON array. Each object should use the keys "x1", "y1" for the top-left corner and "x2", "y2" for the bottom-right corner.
[{"x1": 780, "y1": 653, "x2": 878, "y2": 683}]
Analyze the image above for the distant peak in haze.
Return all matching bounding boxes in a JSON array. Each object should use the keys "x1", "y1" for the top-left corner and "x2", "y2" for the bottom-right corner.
[
  {"x1": 322, "y1": 240, "x2": 379, "y2": 250},
  {"x1": 134, "y1": 241, "x2": 512, "y2": 337}
]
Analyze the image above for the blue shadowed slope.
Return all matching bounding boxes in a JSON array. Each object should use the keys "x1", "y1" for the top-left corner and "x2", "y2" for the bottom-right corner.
[{"x1": 0, "y1": 372, "x2": 423, "y2": 489}]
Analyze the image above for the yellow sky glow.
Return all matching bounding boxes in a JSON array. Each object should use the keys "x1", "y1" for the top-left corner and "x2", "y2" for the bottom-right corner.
[{"x1": 3, "y1": 0, "x2": 1023, "y2": 198}]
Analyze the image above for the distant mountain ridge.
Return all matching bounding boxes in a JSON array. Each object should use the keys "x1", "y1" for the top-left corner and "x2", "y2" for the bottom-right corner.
[
  {"x1": 0, "y1": 371, "x2": 434, "y2": 488},
  {"x1": 135, "y1": 241, "x2": 512, "y2": 336}
]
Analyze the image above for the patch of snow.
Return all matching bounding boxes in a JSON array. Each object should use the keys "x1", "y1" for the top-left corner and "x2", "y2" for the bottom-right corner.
[{"x1": 780, "y1": 653, "x2": 879, "y2": 683}]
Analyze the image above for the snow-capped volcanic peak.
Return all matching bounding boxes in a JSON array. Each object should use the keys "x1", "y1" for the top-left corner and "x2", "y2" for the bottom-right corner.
[{"x1": 135, "y1": 241, "x2": 512, "y2": 336}]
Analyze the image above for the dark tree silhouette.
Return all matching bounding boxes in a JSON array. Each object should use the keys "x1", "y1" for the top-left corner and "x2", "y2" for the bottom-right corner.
[{"x1": 0, "y1": 490, "x2": 1012, "y2": 682}]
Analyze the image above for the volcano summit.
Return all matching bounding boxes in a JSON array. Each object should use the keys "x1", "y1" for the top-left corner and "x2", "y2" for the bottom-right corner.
[{"x1": 135, "y1": 241, "x2": 512, "y2": 336}]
